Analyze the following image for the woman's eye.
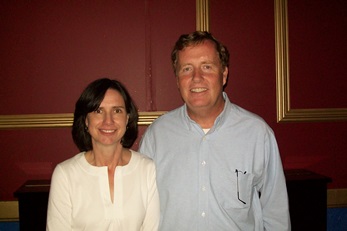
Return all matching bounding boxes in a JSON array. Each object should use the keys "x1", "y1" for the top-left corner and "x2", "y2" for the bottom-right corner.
[
  {"x1": 95, "y1": 108, "x2": 102, "y2": 114},
  {"x1": 114, "y1": 108, "x2": 122, "y2": 113}
]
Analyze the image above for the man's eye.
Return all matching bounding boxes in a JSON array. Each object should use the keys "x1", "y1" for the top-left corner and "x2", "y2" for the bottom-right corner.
[
  {"x1": 203, "y1": 65, "x2": 212, "y2": 69},
  {"x1": 182, "y1": 66, "x2": 191, "y2": 72}
]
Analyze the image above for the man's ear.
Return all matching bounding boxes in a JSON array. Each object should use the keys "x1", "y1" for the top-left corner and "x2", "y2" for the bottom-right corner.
[
  {"x1": 176, "y1": 76, "x2": 180, "y2": 88},
  {"x1": 222, "y1": 67, "x2": 228, "y2": 86}
]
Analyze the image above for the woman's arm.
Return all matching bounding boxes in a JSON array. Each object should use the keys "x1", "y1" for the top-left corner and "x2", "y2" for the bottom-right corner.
[
  {"x1": 46, "y1": 165, "x2": 72, "y2": 230},
  {"x1": 141, "y1": 162, "x2": 160, "y2": 231}
]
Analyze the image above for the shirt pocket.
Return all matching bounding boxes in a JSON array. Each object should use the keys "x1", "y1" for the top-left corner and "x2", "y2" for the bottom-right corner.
[{"x1": 213, "y1": 170, "x2": 254, "y2": 209}]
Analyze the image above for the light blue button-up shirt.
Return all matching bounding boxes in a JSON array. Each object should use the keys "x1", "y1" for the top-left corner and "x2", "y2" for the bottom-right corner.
[{"x1": 139, "y1": 93, "x2": 290, "y2": 231}]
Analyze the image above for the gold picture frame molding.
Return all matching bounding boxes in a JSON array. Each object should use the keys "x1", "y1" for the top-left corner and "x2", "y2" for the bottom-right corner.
[
  {"x1": 0, "y1": 0, "x2": 209, "y2": 129},
  {"x1": 2, "y1": 0, "x2": 346, "y2": 128},
  {"x1": 1, "y1": 188, "x2": 347, "y2": 221},
  {"x1": 0, "y1": 111, "x2": 167, "y2": 129},
  {"x1": 275, "y1": 0, "x2": 347, "y2": 122},
  {"x1": 196, "y1": 0, "x2": 209, "y2": 32}
]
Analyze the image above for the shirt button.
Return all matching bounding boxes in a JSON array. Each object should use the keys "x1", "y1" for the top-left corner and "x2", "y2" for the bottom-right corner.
[
  {"x1": 201, "y1": 161, "x2": 206, "y2": 166},
  {"x1": 201, "y1": 212, "x2": 206, "y2": 217},
  {"x1": 202, "y1": 186, "x2": 206, "y2": 191}
]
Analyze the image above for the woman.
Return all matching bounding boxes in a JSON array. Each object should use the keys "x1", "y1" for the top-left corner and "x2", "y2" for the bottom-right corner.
[{"x1": 47, "y1": 78, "x2": 159, "y2": 230}]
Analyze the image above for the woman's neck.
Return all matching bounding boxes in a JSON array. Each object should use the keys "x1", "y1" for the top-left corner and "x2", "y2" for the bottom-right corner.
[{"x1": 86, "y1": 145, "x2": 130, "y2": 168}]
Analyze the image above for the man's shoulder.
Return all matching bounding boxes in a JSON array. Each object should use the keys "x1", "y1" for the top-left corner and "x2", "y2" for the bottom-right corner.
[
  {"x1": 229, "y1": 103, "x2": 270, "y2": 130},
  {"x1": 150, "y1": 106, "x2": 184, "y2": 126},
  {"x1": 232, "y1": 103, "x2": 263, "y2": 120}
]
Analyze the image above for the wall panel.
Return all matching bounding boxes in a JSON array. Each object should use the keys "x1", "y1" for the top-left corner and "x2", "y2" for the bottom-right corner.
[
  {"x1": 209, "y1": 0, "x2": 347, "y2": 190},
  {"x1": 0, "y1": 0, "x2": 196, "y2": 201},
  {"x1": 0, "y1": 0, "x2": 148, "y2": 114},
  {"x1": 1, "y1": 0, "x2": 346, "y2": 211}
]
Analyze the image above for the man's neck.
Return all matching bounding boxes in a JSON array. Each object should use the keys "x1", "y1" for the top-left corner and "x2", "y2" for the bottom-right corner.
[{"x1": 187, "y1": 101, "x2": 225, "y2": 129}]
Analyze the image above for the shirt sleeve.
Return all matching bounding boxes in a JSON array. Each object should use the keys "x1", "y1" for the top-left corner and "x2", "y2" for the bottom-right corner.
[
  {"x1": 141, "y1": 162, "x2": 160, "y2": 231},
  {"x1": 260, "y1": 130, "x2": 291, "y2": 231},
  {"x1": 46, "y1": 165, "x2": 72, "y2": 231}
]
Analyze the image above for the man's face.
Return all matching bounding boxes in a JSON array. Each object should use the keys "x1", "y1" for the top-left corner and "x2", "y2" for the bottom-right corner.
[{"x1": 176, "y1": 40, "x2": 228, "y2": 115}]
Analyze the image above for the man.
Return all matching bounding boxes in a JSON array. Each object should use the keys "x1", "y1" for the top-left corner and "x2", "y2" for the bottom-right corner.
[{"x1": 139, "y1": 31, "x2": 290, "y2": 230}]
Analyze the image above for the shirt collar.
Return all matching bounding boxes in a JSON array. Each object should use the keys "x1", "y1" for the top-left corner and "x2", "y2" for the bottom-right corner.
[{"x1": 182, "y1": 92, "x2": 232, "y2": 132}]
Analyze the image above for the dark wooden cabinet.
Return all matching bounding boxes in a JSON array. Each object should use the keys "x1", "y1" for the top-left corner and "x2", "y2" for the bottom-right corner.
[
  {"x1": 285, "y1": 169, "x2": 331, "y2": 231},
  {"x1": 14, "y1": 180, "x2": 50, "y2": 231},
  {"x1": 14, "y1": 170, "x2": 331, "y2": 231}
]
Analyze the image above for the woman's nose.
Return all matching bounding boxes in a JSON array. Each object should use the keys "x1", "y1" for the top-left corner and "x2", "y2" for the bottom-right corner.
[{"x1": 104, "y1": 112, "x2": 114, "y2": 124}]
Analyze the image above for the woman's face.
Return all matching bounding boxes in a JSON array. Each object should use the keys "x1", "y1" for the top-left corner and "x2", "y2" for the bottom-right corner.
[{"x1": 85, "y1": 89, "x2": 129, "y2": 148}]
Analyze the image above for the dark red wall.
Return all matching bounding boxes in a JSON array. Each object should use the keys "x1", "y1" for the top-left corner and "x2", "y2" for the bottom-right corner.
[
  {"x1": 0, "y1": 0, "x2": 194, "y2": 200},
  {"x1": 1, "y1": 0, "x2": 346, "y2": 201},
  {"x1": 209, "y1": 0, "x2": 347, "y2": 189}
]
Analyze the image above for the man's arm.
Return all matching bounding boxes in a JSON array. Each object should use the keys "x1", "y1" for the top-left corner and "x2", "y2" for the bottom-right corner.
[{"x1": 260, "y1": 131, "x2": 291, "y2": 230}]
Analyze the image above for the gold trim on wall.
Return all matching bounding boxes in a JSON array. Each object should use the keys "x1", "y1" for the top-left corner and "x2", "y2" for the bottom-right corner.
[
  {"x1": 274, "y1": 0, "x2": 347, "y2": 122},
  {"x1": 0, "y1": 1, "x2": 209, "y2": 130},
  {"x1": 0, "y1": 111, "x2": 166, "y2": 129},
  {"x1": 0, "y1": 201, "x2": 19, "y2": 221},
  {"x1": 0, "y1": 114, "x2": 74, "y2": 129},
  {"x1": 328, "y1": 188, "x2": 347, "y2": 208},
  {"x1": 196, "y1": 0, "x2": 209, "y2": 31},
  {"x1": 1, "y1": 188, "x2": 346, "y2": 221}
]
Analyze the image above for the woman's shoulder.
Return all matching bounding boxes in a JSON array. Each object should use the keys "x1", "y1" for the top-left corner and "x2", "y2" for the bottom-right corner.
[
  {"x1": 130, "y1": 150, "x2": 154, "y2": 163},
  {"x1": 56, "y1": 152, "x2": 85, "y2": 169},
  {"x1": 129, "y1": 150, "x2": 156, "y2": 171}
]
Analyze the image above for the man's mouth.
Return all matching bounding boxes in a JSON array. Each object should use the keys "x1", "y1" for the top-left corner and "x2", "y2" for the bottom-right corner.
[{"x1": 190, "y1": 88, "x2": 207, "y2": 93}]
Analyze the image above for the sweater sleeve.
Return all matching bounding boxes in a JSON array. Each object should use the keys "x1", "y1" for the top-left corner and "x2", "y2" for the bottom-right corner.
[
  {"x1": 46, "y1": 165, "x2": 72, "y2": 231},
  {"x1": 141, "y1": 162, "x2": 160, "y2": 231}
]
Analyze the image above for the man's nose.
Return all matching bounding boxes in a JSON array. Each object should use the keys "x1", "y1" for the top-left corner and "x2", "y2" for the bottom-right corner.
[{"x1": 192, "y1": 69, "x2": 203, "y2": 82}]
